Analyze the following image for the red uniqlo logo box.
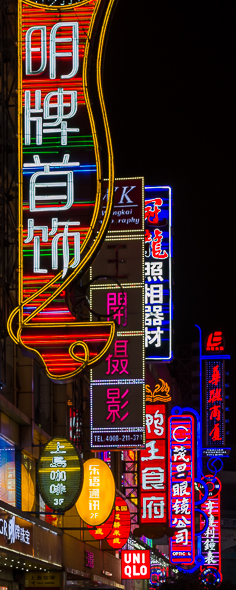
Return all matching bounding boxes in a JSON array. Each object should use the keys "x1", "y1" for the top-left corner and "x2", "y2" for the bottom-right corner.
[{"x1": 121, "y1": 550, "x2": 150, "y2": 579}]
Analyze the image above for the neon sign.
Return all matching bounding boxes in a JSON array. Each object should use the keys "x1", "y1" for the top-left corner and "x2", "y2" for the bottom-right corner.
[
  {"x1": 168, "y1": 414, "x2": 195, "y2": 565},
  {"x1": 145, "y1": 186, "x2": 172, "y2": 362},
  {"x1": 200, "y1": 477, "x2": 221, "y2": 577},
  {"x1": 106, "y1": 496, "x2": 131, "y2": 549},
  {"x1": 206, "y1": 332, "x2": 224, "y2": 352},
  {"x1": 90, "y1": 178, "x2": 145, "y2": 449},
  {"x1": 121, "y1": 550, "x2": 150, "y2": 580},
  {"x1": 140, "y1": 401, "x2": 167, "y2": 526},
  {"x1": 206, "y1": 360, "x2": 225, "y2": 448},
  {"x1": 87, "y1": 508, "x2": 115, "y2": 540},
  {"x1": 7, "y1": 0, "x2": 117, "y2": 382},
  {"x1": 76, "y1": 458, "x2": 115, "y2": 526},
  {"x1": 37, "y1": 437, "x2": 83, "y2": 511}
]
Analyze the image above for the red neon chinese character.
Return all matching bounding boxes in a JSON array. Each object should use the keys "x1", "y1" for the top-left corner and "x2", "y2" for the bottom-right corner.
[
  {"x1": 145, "y1": 198, "x2": 163, "y2": 224},
  {"x1": 208, "y1": 365, "x2": 220, "y2": 386},
  {"x1": 106, "y1": 388, "x2": 129, "y2": 423},
  {"x1": 209, "y1": 423, "x2": 222, "y2": 441},
  {"x1": 209, "y1": 405, "x2": 221, "y2": 421},
  {"x1": 208, "y1": 388, "x2": 222, "y2": 403},
  {"x1": 151, "y1": 229, "x2": 168, "y2": 259}
]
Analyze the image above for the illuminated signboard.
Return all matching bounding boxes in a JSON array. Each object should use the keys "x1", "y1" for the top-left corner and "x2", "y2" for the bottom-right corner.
[
  {"x1": 7, "y1": 0, "x2": 117, "y2": 382},
  {"x1": 76, "y1": 458, "x2": 115, "y2": 526},
  {"x1": 200, "y1": 477, "x2": 221, "y2": 576},
  {"x1": 145, "y1": 186, "x2": 172, "y2": 362},
  {"x1": 106, "y1": 496, "x2": 131, "y2": 549},
  {"x1": 89, "y1": 178, "x2": 145, "y2": 449},
  {"x1": 206, "y1": 332, "x2": 224, "y2": 352},
  {"x1": 121, "y1": 550, "x2": 150, "y2": 580},
  {"x1": 87, "y1": 508, "x2": 115, "y2": 540},
  {"x1": 139, "y1": 401, "x2": 167, "y2": 526},
  {"x1": 168, "y1": 414, "x2": 195, "y2": 565},
  {"x1": 37, "y1": 438, "x2": 83, "y2": 511},
  {"x1": 206, "y1": 360, "x2": 225, "y2": 448}
]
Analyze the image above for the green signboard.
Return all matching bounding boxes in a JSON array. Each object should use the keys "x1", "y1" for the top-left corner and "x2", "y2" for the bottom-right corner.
[{"x1": 37, "y1": 438, "x2": 83, "y2": 512}]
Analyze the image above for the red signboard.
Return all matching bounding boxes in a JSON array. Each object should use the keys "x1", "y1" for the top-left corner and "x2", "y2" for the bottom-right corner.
[
  {"x1": 106, "y1": 496, "x2": 130, "y2": 549},
  {"x1": 121, "y1": 550, "x2": 150, "y2": 580},
  {"x1": 140, "y1": 403, "x2": 167, "y2": 525}
]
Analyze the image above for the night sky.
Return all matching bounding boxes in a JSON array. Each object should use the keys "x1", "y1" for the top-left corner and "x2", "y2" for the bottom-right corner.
[{"x1": 103, "y1": 1, "x2": 235, "y2": 442}]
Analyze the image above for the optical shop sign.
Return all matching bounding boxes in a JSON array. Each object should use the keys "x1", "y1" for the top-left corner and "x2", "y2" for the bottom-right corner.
[{"x1": 0, "y1": 509, "x2": 32, "y2": 553}]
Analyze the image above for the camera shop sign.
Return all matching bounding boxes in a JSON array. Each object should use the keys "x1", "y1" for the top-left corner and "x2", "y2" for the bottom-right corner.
[{"x1": 0, "y1": 512, "x2": 31, "y2": 548}]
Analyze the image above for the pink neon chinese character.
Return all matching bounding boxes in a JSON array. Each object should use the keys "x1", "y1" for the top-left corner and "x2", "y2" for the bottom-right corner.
[
  {"x1": 151, "y1": 229, "x2": 168, "y2": 259},
  {"x1": 105, "y1": 340, "x2": 129, "y2": 375},
  {"x1": 145, "y1": 198, "x2": 163, "y2": 224},
  {"x1": 208, "y1": 365, "x2": 220, "y2": 386},
  {"x1": 107, "y1": 292, "x2": 127, "y2": 326},
  {"x1": 106, "y1": 388, "x2": 129, "y2": 423}
]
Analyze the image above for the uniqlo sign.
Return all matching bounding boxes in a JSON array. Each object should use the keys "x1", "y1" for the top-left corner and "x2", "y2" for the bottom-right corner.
[
  {"x1": 139, "y1": 403, "x2": 167, "y2": 524},
  {"x1": 121, "y1": 550, "x2": 150, "y2": 579}
]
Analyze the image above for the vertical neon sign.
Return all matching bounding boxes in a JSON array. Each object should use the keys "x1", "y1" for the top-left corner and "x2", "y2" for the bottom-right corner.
[
  {"x1": 168, "y1": 414, "x2": 195, "y2": 565},
  {"x1": 200, "y1": 477, "x2": 221, "y2": 575},
  {"x1": 145, "y1": 186, "x2": 172, "y2": 362},
  {"x1": 8, "y1": 0, "x2": 117, "y2": 382}
]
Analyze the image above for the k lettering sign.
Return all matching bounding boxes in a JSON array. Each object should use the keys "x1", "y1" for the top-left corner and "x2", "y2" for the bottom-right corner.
[{"x1": 121, "y1": 550, "x2": 150, "y2": 580}]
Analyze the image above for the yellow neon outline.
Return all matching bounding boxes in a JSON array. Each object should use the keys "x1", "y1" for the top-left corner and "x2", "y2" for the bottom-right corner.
[
  {"x1": 8, "y1": 0, "x2": 116, "y2": 379},
  {"x1": 23, "y1": 0, "x2": 92, "y2": 10},
  {"x1": 19, "y1": 320, "x2": 115, "y2": 381}
]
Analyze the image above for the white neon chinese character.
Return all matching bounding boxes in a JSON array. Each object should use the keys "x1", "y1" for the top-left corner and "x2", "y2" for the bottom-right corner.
[
  {"x1": 50, "y1": 483, "x2": 66, "y2": 495},
  {"x1": 145, "y1": 305, "x2": 164, "y2": 326},
  {"x1": 25, "y1": 154, "x2": 79, "y2": 212},
  {"x1": 89, "y1": 465, "x2": 100, "y2": 476},
  {"x1": 172, "y1": 481, "x2": 190, "y2": 497},
  {"x1": 25, "y1": 89, "x2": 79, "y2": 146},
  {"x1": 7, "y1": 516, "x2": 16, "y2": 544},
  {"x1": 141, "y1": 440, "x2": 164, "y2": 462},
  {"x1": 173, "y1": 446, "x2": 189, "y2": 463},
  {"x1": 145, "y1": 326, "x2": 164, "y2": 348},
  {"x1": 145, "y1": 262, "x2": 163, "y2": 282},
  {"x1": 205, "y1": 550, "x2": 216, "y2": 565},
  {"x1": 24, "y1": 217, "x2": 80, "y2": 278},
  {"x1": 50, "y1": 22, "x2": 79, "y2": 80},
  {"x1": 172, "y1": 498, "x2": 190, "y2": 515},
  {"x1": 142, "y1": 496, "x2": 165, "y2": 520},
  {"x1": 145, "y1": 284, "x2": 163, "y2": 305},
  {"x1": 175, "y1": 529, "x2": 188, "y2": 545},
  {"x1": 89, "y1": 500, "x2": 100, "y2": 511},
  {"x1": 141, "y1": 467, "x2": 164, "y2": 490},
  {"x1": 25, "y1": 26, "x2": 47, "y2": 75}
]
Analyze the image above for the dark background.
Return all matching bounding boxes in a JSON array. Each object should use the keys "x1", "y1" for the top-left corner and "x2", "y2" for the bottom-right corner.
[{"x1": 103, "y1": 1, "x2": 235, "y2": 444}]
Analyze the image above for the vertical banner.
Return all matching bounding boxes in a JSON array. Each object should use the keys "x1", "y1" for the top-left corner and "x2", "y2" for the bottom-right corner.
[
  {"x1": 139, "y1": 401, "x2": 167, "y2": 526},
  {"x1": 200, "y1": 477, "x2": 221, "y2": 575},
  {"x1": 145, "y1": 186, "x2": 172, "y2": 362},
  {"x1": 8, "y1": 0, "x2": 117, "y2": 382},
  {"x1": 168, "y1": 414, "x2": 195, "y2": 565},
  {"x1": 89, "y1": 178, "x2": 145, "y2": 449},
  {"x1": 206, "y1": 360, "x2": 225, "y2": 449}
]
